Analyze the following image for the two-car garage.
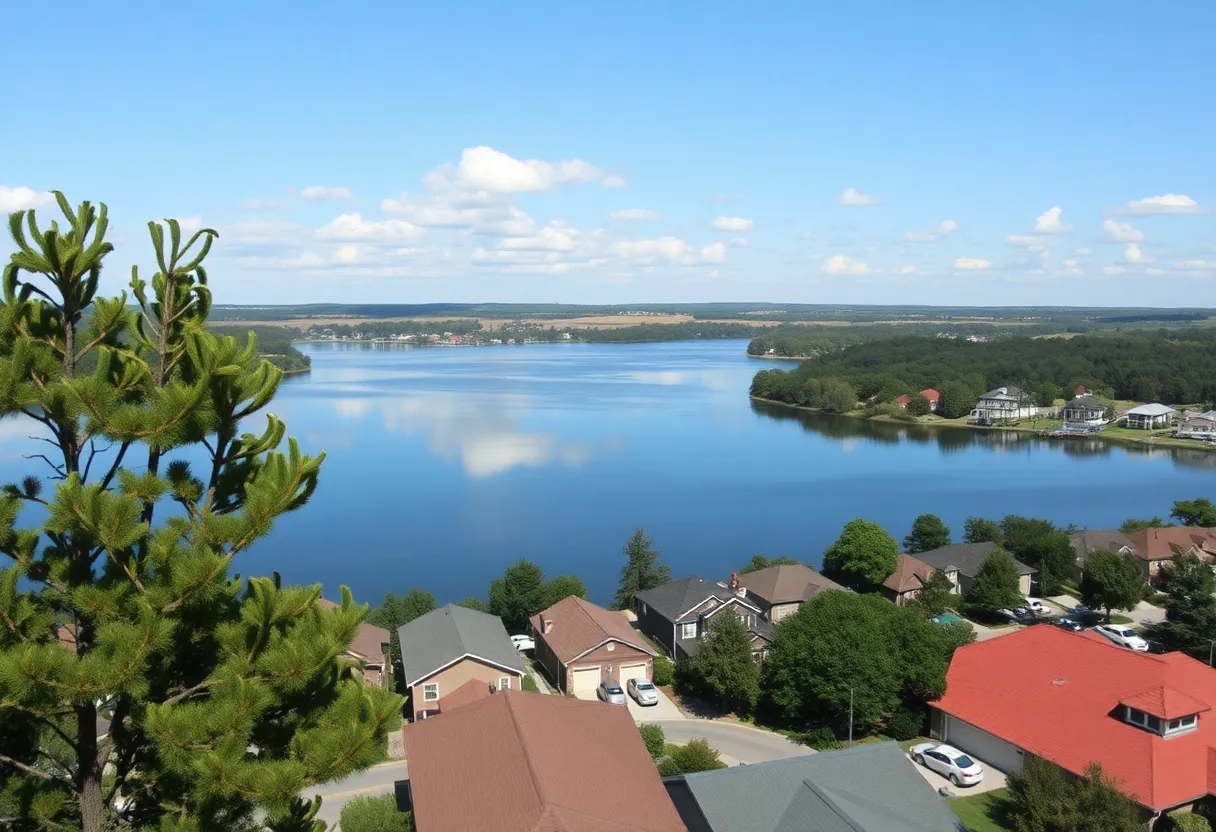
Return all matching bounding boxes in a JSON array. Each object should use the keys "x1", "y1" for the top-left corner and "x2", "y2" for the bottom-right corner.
[
  {"x1": 941, "y1": 713, "x2": 1025, "y2": 775},
  {"x1": 567, "y1": 662, "x2": 650, "y2": 693}
]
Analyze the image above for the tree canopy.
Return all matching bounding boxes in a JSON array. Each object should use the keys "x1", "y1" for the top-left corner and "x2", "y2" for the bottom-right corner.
[
  {"x1": 1007, "y1": 757, "x2": 1141, "y2": 832},
  {"x1": 677, "y1": 613, "x2": 760, "y2": 716},
  {"x1": 1172, "y1": 498, "x2": 1216, "y2": 527},
  {"x1": 904, "y1": 514, "x2": 951, "y2": 554},
  {"x1": 963, "y1": 517, "x2": 1005, "y2": 547},
  {"x1": 822, "y1": 519, "x2": 900, "y2": 588},
  {"x1": 967, "y1": 550, "x2": 1024, "y2": 613},
  {"x1": 1144, "y1": 554, "x2": 1216, "y2": 659},
  {"x1": 0, "y1": 196, "x2": 400, "y2": 831},
  {"x1": 610, "y1": 528, "x2": 670, "y2": 610},
  {"x1": 915, "y1": 570, "x2": 956, "y2": 619},
  {"x1": 1079, "y1": 551, "x2": 1144, "y2": 619},
  {"x1": 488, "y1": 560, "x2": 586, "y2": 631},
  {"x1": 366, "y1": 588, "x2": 438, "y2": 689},
  {"x1": 740, "y1": 554, "x2": 801, "y2": 573}
]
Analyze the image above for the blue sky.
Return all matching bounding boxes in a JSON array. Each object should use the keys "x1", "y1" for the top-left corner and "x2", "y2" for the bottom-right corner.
[{"x1": 2, "y1": 2, "x2": 1214, "y2": 306}]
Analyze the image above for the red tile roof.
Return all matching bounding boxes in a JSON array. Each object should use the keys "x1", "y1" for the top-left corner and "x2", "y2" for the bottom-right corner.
[
  {"x1": 403, "y1": 690, "x2": 686, "y2": 832},
  {"x1": 919, "y1": 388, "x2": 941, "y2": 402},
  {"x1": 935, "y1": 625, "x2": 1216, "y2": 811},
  {"x1": 894, "y1": 394, "x2": 913, "y2": 406},
  {"x1": 530, "y1": 596, "x2": 655, "y2": 665}
]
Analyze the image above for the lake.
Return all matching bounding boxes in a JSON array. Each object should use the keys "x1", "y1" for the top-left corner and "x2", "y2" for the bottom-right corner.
[{"x1": 5, "y1": 340, "x2": 1214, "y2": 606}]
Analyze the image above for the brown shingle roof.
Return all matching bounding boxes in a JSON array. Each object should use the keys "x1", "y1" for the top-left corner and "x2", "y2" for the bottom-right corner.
[
  {"x1": 403, "y1": 690, "x2": 687, "y2": 832},
  {"x1": 441, "y1": 678, "x2": 496, "y2": 713},
  {"x1": 882, "y1": 553, "x2": 935, "y2": 595},
  {"x1": 530, "y1": 596, "x2": 656, "y2": 665},
  {"x1": 736, "y1": 564, "x2": 845, "y2": 606},
  {"x1": 1124, "y1": 527, "x2": 1216, "y2": 562}
]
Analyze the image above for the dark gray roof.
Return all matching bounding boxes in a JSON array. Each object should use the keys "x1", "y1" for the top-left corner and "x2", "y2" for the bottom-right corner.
[
  {"x1": 635, "y1": 576, "x2": 758, "y2": 622},
  {"x1": 397, "y1": 604, "x2": 526, "y2": 686},
  {"x1": 913, "y1": 541, "x2": 1036, "y2": 578},
  {"x1": 1064, "y1": 395, "x2": 1104, "y2": 412},
  {"x1": 979, "y1": 385, "x2": 1027, "y2": 400},
  {"x1": 665, "y1": 742, "x2": 964, "y2": 832},
  {"x1": 1072, "y1": 530, "x2": 1137, "y2": 560}
]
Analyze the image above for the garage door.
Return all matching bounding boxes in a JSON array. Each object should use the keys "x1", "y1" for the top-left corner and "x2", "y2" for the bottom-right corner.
[
  {"x1": 944, "y1": 715, "x2": 1025, "y2": 774},
  {"x1": 619, "y1": 663, "x2": 648, "y2": 685},
  {"x1": 569, "y1": 666, "x2": 600, "y2": 693}
]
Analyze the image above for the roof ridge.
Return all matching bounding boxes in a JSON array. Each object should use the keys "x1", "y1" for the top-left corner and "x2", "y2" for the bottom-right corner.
[{"x1": 503, "y1": 692, "x2": 553, "y2": 820}]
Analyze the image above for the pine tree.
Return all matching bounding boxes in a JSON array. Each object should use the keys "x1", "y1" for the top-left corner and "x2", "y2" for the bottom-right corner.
[
  {"x1": 904, "y1": 514, "x2": 951, "y2": 554},
  {"x1": 611, "y1": 528, "x2": 670, "y2": 610},
  {"x1": 0, "y1": 196, "x2": 401, "y2": 832}
]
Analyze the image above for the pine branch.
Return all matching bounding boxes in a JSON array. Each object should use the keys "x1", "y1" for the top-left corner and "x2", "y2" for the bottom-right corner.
[
  {"x1": 97, "y1": 441, "x2": 131, "y2": 490},
  {"x1": 23, "y1": 454, "x2": 67, "y2": 479},
  {"x1": 0, "y1": 701, "x2": 78, "y2": 750},
  {"x1": 0, "y1": 750, "x2": 75, "y2": 789}
]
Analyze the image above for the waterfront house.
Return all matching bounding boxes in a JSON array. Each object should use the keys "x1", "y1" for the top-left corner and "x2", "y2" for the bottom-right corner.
[
  {"x1": 1070, "y1": 529, "x2": 1138, "y2": 582},
  {"x1": 1177, "y1": 411, "x2": 1216, "y2": 440},
  {"x1": 931, "y1": 626, "x2": 1216, "y2": 823},
  {"x1": 881, "y1": 553, "x2": 937, "y2": 606},
  {"x1": 894, "y1": 393, "x2": 913, "y2": 407},
  {"x1": 663, "y1": 742, "x2": 961, "y2": 832},
  {"x1": 635, "y1": 575, "x2": 771, "y2": 661},
  {"x1": 920, "y1": 388, "x2": 941, "y2": 412},
  {"x1": 1123, "y1": 526, "x2": 1216, "y2": 581},
  {"x1": 912, "y1": 541, "x2": 1036, "y2": 596},
  {"x1": 1126, "y1": 403, "x2": 1177, "y2": 430},
  {"x1": 1061, "y1": 394, "x2": 1109, "y2": 431},
  {"x1": 968, "y1": 386, "x2": 1047, "y2": 425},
  {"x1": 398, "y1": 604, "x2": 526, "y2": 721},
  {"x1": 530, "y1": 595, "x2": 657, "y2": 695},
  {"x1": 736, "y1": 563, "x2": 845, "y2": 622}
]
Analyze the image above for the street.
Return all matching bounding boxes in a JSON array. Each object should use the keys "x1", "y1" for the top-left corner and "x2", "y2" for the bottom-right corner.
[
  {"x1": 652, "y1": 719, "x2": 811, "y2": 766},
  {"x1": 310, "y1": 760, "x2": 407, "y2": 826}
]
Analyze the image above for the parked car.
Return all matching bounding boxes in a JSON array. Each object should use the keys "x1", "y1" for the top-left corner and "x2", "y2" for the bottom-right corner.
[
  {"x1": 1053, "y1": 617, "x2": 1084, "y2": 632},
  {"x1": 510, "y1": 634, "x2": 535, "y2": 652},
  {"x1": 597, "y1": 680, "x2": 627, "y2": 705},
  {"x1": 627, "y1": 678, "x2": 659, "y2": 706},
  {"x1": 1024, "y1": 598, "x2": 1050, "y2": 615},
  {"x1": 1094, "y1": 624, "x2": 1149, "y2": 652},
  {"x1": 909, "y1": 743, "x2": 985, "y2": 787},
  {"x1": 999, "y1": 607, "x2": 1034, "y2": 623}
]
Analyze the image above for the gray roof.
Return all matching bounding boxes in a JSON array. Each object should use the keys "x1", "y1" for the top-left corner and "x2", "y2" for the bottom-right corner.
[
  {"x1": 1071, "y1": 529, "x2": 1137, "y2": 560},
  {"x1": 1064, "y1": 395, "x2": 1104, "y2": 412},
  {"x1": 979, "y1": 385, "x2": 1027, "y2": 401},
  {"x1": 913, "y1": 541, "x2": 1037, "y2": 578},
  {"x1": 664, "y1": 742, "x2": 964, "y2": 832},
  {"x1": 397, "y1": 604, "x2": 526, "y2": 686},
  {"x1": 635, "y1": 576, "x2": 759, "y2": 622},
  {"x1": 1127, "y1": 403, "x2": 1176, "y2": 416}
]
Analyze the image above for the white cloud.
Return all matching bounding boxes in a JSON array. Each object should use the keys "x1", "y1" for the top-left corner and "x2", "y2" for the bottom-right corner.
[
  {"x1": 601, "y1": 175, "x2": 628, "y2": 189},
  {"x1": 712, "y1": 216, "x2": 754, "y2": 231},
  {"x1": 1006, "y1": 234, "x2": 1048, "y2": 252},
  {"x1": 1063, "y1": 259, "x2": 1078, "y2": 268},
  {"x1": 708, "y1": 269, "x2": 720, "y2": 278},
  {"x1": 1033, "y1": 206, "x2": 1069, "y2": 234},
  {"x1": 1101, "y1": 220, "x2": 1143, "y2": 243},
  {"x1": 1074, "y1": 247, "x2": 1093, "y2": 256},
  {"x1": 953, "y1": 256, "x2": 992, "y2": 270},
  {"x1": 497, "y1": 225, "x2": 578, "y2": 252},
  {"x1": 730, "y1": 237, "x2": 749, "y2": 247},
  {"x1": 610, "y1": 208, "x2": 659, "y2": 221},
  {"x1": 317, "y1": 212, "x2": 425, "y2": 243},
  {"x1": 0, "y1": 186, "x2": 54, "y2": 212},
  {"x1": 839, "y1": 187, "x2": 883, "y2": 206},
  {"x1": 301, "y1": 186, "x2": 353, "y2": 201},
  {"x1": 615, "y1": 236, "x2": 694, "y2": 262},
  {"x1": 939, "y1": 219, "x2": 958, "y2": 233},
  {"x1": 823, "y1": 255, "x2": 871, "y2": 275},
  {"x1": 172, "y1": 216, "x2": 203, "y2": 233},
  {"x1": 1124, "y1": 243, "x2": 1142, "y2": 263},
  {"x1": 244, "y1": 197, "x2": 290, "y2": 211},
  {"x1": 1118, "y1": 194, "x2": 1206, "y2": 215},
  {"x1": 904, "y1": 219, "x2": 958, "y2": 243},
  {"x1": 450, "y1": 146, "x2": 616, "y2": 194},
  {"x1": 700, "y1": 242, "x2": 727, "y2": 264},
  {"x1": 898, "y1": 265, "x2": 918, "y2": 274},
  {"x1": 1176, "y1": 259, "x2": 1216, "y2": 270}
]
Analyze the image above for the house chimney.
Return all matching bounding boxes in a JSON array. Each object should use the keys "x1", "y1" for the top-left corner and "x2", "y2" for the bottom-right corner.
[
  {"x1": 489, "y1": 681, "x2": 497, "y2": 695},
  {"x1": 730, "y1": 572, "x2": 740, "y2": 591}
]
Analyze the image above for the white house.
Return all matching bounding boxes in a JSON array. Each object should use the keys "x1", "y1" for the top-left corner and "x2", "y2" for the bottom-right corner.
[
  {"x1": 1177, "y1": 411, "x2": 1216, "y2": 440},
  {"x1": 1060, "y1": 395, "x2": 1108, "y2": 430},
  {"x1": 1125, "y1": 403, "x2": 1176, "y2": 430},
  {"x1": 968, "y1": 386, "x2": 1050, "y2": 425}
]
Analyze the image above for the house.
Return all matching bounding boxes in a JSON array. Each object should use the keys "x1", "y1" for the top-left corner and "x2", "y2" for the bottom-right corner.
[
  {"x1": 398, "y1": 604, "x2": 526, "y2": 720},
  {"x1": 894, "y1": 393, "x2": 913, "y2": 408},
  {"x1": 921, "y1": 388, "x2": 941, "y2": 412},
  {"x1": 318, "y1": 598, "x2": 391, "y2": 688},
  {"x1": 1127, "y1": 403, "x2": 1177, "y2": 430},
  {"x1": 1061, "y1": 394, "x2": 1108, "y2": 430},
  {"x1": 530, "y1": 595, "x2": 658, "y2": 694},
  {"x1": 635, "y1": 576, "x2": 771, "y2": 661},
  {"x1": 913, "y1": 541, "x2": 1036, "y2": 596},
  {"x1": 1075, "y1": 384, "x2": 1088, "y2": 396},
  {"x1": 968, "y1": 386, "x2": 1049, "y2": 425},
  {"x1": 402, "y1": 689, "x2": 686, "y2": 832},
  {"x1": 736, "y1": 563, "x2": 845, "y2": 622},
  {"x1": 663, "y1": 742, "x2": 963, "y2": 832},
  {"x1": 881, "y1": 553, "x2": 937, "y2": 606},
  {"x1": 1123, "y1": 526, "x2": 1216, "y2": 581},
  {"x1": 931, "y1": 625, "x2": 1216, "y2": 820},
  {"x1": 1070, "y1": 529, "x2": 1138, "y2": 582},
  {"x1": 1177, "y1": 411, "x2": 1216, "y2": 440}
]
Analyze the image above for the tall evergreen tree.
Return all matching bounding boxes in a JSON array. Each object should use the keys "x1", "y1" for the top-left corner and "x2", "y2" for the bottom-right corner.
[
  {"x1": 1145, "y1": 554, "x2": 1216, "y2": 659},
  {"x1": 904, "y1": 514, "x2": 951, "y2": 554},
  {"x1": 0, "y1": 196, "x2": 400, "y2": 832},
  {"x1": 488, "y1": 560, "x2": 546, "y2": 632},
  {"x1": 611, "y1": 528, "x2": 670, "y2": 610}
]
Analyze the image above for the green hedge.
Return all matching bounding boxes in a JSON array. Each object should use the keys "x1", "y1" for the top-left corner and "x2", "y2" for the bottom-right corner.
[{"x1": 338, "y1": 794, "x2": 413, "y2": 832}]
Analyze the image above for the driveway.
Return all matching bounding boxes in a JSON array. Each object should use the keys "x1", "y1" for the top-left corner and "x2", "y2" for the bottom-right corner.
[
  {"x1": 906, "y1": 749, "x2": 1007, "y2": 795},
  {"x1": 627, "y1": 686, "x2": 685, "y2": 721}
]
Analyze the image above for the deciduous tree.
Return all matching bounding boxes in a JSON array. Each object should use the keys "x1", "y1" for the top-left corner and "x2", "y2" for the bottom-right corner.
[
  {"x1": 967, "y1": 550, "x2": 1024, "y2": 614},
  {"x1": 818, "y1": 378, "x2": 857, "y2": 414},
  {"x1": 1079, "y1": 551, "x2": 1144, "y2": 619},
  {"x1": 740, "y1": 554, "x2": 801, "y2": 574},
  {"x1": 0, "y1": 196, "x2": 400, "y2": 831},
  {"x1": 963, "y1": 517, "x2": 1004, "y2": 546},
  {"x1": 1172, "y1": 498, "x2": 1216, "y2": 528},
  {"x1": 540, "y1": 574, "x2": 587, "y2": 608},
  {"x1": 1120, "y1": 517, "x2": 1168, "y2": 533},
  {"x1": 916, "y1": 570, "x2": 956, "y2": 618},
  {"x1": 905, "y1": 393, "x2": 932, "y2": 416},
  {"x1": 367, "y1": 588, "x2": 437, "y2": 685},
  {"x1": 937, "y1": 381, "x2": 978, "y2": 419},
  {"x1": 1145, "y1": 554, "x2": 1216, "y2": 659},
  {"x1": 1021, "y1": 530, "x2": 1076, "y2": 595},
  {"x1": 678, "y1": 613, "x2": 760, "y2": 716},
  {"x1": 611, "y1": 528, "x2": 670, "y2": 610},
  {"x1": 457, "y1": 597, "x2": 489, "y2": 613},
  {"x1": 822, "y1": 519, "x2": 900, "y2": 588},
  {"x1": 904, "y1": 514, "x2": 951, "y2": 554}
]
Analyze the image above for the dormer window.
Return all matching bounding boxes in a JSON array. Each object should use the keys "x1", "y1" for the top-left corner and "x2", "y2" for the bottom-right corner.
[
  {"x1": 1124, "y1": 706, "x2": 1198, "y2": 737},
  {"x1": 1124, "y1": 707, "x2": 1163, "y2": 733},
  {"x1": 1166, "y1": 715, "x2": 1198, "y2": 735},
  {"x1": 1119, "y1": 686, "x2": 1208, "y2": 738}
]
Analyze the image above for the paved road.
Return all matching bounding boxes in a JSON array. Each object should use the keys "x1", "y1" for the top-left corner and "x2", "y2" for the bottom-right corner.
[
  {"x1": 652, "y1": 719, "x2": 812, "y2": 767},
  {"x1": 311, "y1": 760, "x2": 407, "y2": 826}
]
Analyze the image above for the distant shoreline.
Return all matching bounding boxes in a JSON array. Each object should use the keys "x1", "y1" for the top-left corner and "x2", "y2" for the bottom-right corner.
[{"x1": 746, "y1": 353, "x2": 809, "y2": 361}]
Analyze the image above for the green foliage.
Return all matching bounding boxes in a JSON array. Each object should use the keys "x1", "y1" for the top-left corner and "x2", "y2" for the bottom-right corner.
[
  {"x1": 611, "y1": 528, "x2": 670, "y2": 610},
  {"x1": 337, "y1": 794, "x2": 413, "y2": 832},
  {"x1": 638, "y1": 723, "x2": 666, "y2": 759},
  {"x1": 1144, "y1": 554, "x2": 1216, "y2": 659},
  {"x1": 740, "y1": 554, "x2": 801, "y2": 574},
  {"x1": 818, "y1": 378, "x2": 857, "y2": 413},
  {"x1": 760, "y1": 591, "x2": 950, "y2": 737},
  {"x1": 1079, "y1": 551, "x2": 1144, "y2": 618},
  {"x1": 678, "y1": 613, "x2": 760, "y2": 716},
  {"x1": 790, "y1": 726, "x2": 842, "y2": 751},
  {"x1": 1021, "y1": 531, "x2": 1076, "y2": 595},
  {"x1": 967, "y1": 551, "x2": 1025, "y2": 614},
  {"x1": 1172, "y1": 498, "x2": 1216, "y2": 527},
  {"x1": 651, "y1": 655, "x2": 675, "y2": 687},
  {"x1": 210, "y1": 325, "x2": 311, "y2": 374},
  {"x1": 888, "y1": 703, "x2": 927, "y2": 741},
  {"x1": 1070, "y1": 763, "x2": 1142, "y2": 832},
  {"x1": 522, "y1": 674, "x2": 538, "y2": 692},
  {"x1": 906, "y1": 393, "x2": 932, "y2": 416},
  {"x1": 904, "y1": 514, "x2": 951, "y2": 554},
  {"x1": 666, "y1": 739, "x2": 727, "y2": 774},
  {"x1": 1165, "y1": 812, "x2": 1212, "y2": 832},
  {"x1": 937, "y1": 380, "x2": 979, "y2": 419},
  {"x1": 937, "y1": 619, "x2": 978, "y2": 659},
  {"x1": 822, "y1": 519, "x2": 900, "y2": 588},
  {"x1": 1006, "y1": 756, "x2": 1077, "y2": 832},
  {"x1": 656, "y1": 757, "x2": 684, "y2": 777},
  {"x1": 0, "y1": 196, "x2": 401, "y2": 832},
  {"x1": 1120, "y1": 517, "x2": 1168, "y2": 533},
  {"x1": 367, "y1": 588, "x2": 437, "y2": 685},
  {"x1": 488, "y1": 561, "x2": 586, "y2": 631},
  {"x1": 456, "y1": 597, "x2": 489, "y2": 613},
  {"x1": 963, "y1": 517, "x2": 1005, "y2": 547},
  {"x1": 540, "y1": 575, "x2": 587, "y2": 609},
  {"x1": 917, "y1": 570, "x2": 956, "y2": 618},
  {"x1": 1000, "y1": 515, "x2": 1057, "y2": 559}
]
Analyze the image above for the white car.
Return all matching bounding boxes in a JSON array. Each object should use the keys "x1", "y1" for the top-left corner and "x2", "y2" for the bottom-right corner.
[
  {"x1": 1023, "y1": 598, "x2": 1050, "y2": 615},
  {"x1": 1094, "y1": 624, "x2": 1149, "y2": 652},
  {"x1": 510, "y1": 634, "x2": 535, "y2": 652},
  {"x1": 909, "y1": 742, "x2": 985, "y2": 787},
  {"x1": 627, "y1": 678, "x2": 659, "y2": 706}
]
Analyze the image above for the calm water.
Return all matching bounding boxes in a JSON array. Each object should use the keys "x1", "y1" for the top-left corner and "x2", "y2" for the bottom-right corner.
[{"x1": 5, "y1": 340, "x2": 1215, "y2": 606}]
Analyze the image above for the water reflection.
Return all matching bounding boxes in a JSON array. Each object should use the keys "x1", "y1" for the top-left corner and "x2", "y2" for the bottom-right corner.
[{"x1": 751, "y1": 402, "x2": 1216, "y2": 469}]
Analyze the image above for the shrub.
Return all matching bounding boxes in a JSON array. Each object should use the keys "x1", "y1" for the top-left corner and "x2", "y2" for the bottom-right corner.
[
  {"x1": 670, "y1": 739, "x2": 727, "y2": 773},
  {"x1": 639, "y1": 724, "x2": 666, "y2": 759},
  {"x1": 656, "y1": 757, "x2": 683, "y2": 777},
  {"x1": 652, "y1": 656, "x2": 675, "y2": 687},
  {"x1": 522, "y1": 674, "x2": 538, "y2": 692},
  {"x1": 888, "y1": 704, "x2": 926, "y2": 741},
  {"x1": 1166, "y1": 813, "x2": 1211, "y2": 832},
  {"x1": 790, "y1": 726, "x2": 842, "y2": 751},
  {"x1": 339, "y1": 794, "x2": 413, "y2": 832}
]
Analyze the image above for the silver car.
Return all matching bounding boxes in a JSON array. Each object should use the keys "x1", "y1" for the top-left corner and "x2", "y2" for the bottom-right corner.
[
  {"x1": 627, "y1": 678, "x2": 659, "y2": 706},
  {"x1": 596, "y1": 680, "x2": 627, "y2": 705}
]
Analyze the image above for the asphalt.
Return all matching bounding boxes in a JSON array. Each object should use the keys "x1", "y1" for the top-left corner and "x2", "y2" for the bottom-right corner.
[
  {"x1": 654, "y1": 719, "x2": 811, "y2": 766},
  {"x1": 310, "y1": 760, "x2": 408, "y2": 826}
]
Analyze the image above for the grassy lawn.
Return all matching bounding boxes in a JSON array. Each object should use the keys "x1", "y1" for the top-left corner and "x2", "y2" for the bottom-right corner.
[{"x1": 948, "y1": 788, "x2": 1014, "y2": 832}]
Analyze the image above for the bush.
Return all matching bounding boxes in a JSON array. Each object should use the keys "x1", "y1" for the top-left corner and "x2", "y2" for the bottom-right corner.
[
  {"x1": 656, "y1": 757, "x2": 683, "y2": 777},
  {"x1": 339, "y1": 794, "x2": 413, "y2": 832},
  {"x1": 651, "y1": 656, "x2": 674, "y2": 687},
  {"x1": 790, "y1": 726, "x2": 842, "y2": 751},
  {"x1": 888, "y1": 704, "x2": 926, "y2": 741},
  {"x1": 670, "y1": 739, "x2": 727, "y2": 774},
  {"x1": 1166, "y1": 813, "x2": 1211, "y2": 832},
  {"x1": 639, "y1": 724, "x2": 666, "y2": 759},
  {"x1": 522, "y1": 674, "x2": 538, "y2": 692}
]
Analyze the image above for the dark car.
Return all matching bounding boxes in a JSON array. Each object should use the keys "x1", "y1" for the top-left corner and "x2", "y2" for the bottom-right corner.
[{"x1": 1053, "y1": 617, "x2": 1084, "y2": 632}]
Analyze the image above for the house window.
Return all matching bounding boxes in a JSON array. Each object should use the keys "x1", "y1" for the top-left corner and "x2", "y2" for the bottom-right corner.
[
  {"x1": 607, "y1": 642, "x2": 616, "y2": 651},
  {"x1": 1125, "y1": 707, "x2": 1167, "y2": 734},
  {"x1": 1166, "y1": 715, "x2": 1198, "y2": 736},
  {"x1": 680, "y1": 622, "x2": 697, "y2": 639},
  {"x1": 641, "y1": 602, "x2": 648, "y2": 615},
  {"x1": 422, "y1": 683, "x2": 439, "y2": 702},
  {"x1": 498, "y1": 677, "x2": 511, "y2": 690}
]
